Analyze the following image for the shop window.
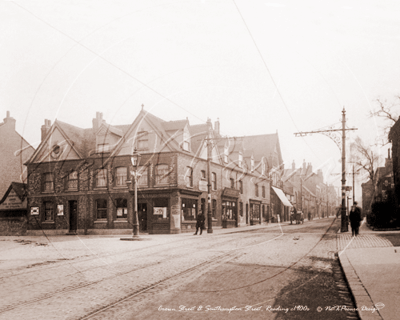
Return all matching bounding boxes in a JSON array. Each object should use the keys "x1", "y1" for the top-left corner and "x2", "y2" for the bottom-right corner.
[
  {"x1": 96, "y1": 168, "x2": 107, "y2": 187},
  {"x1": 115, "y1": 198, "x2": 127, "y2": 219},
  {"x1": 239, "y1": 202, "x2": 243, "y2": 217},
  {"x1": 115, "y1": 167, "x2": 127, "y2": 187},
  {"x1": 67, "y1": 171, "x2": 78, "y2": 191},
  {"x1": 211, "y1": 172, "x2": 217, "y2": 190},
  {"x1": 222, "y1": 200, "x2": 236, "y2": 220},
  {"x1": 182, "y1": 198, "x2": 197, "y2": 221},
  {"x1": 156, "y1": 164, "x2": 169, "y2": 185},
  {"x1": 239, "y1": 180, "x2": 243, "y2": 194},
  {"x1": 212, "y1": 199, "x2": 217, "y2": 218},
  {"x1": 153, "y1": 198, "x2": 169, "y2": 219},
  {"x1": 230, "y1": 178, "x2": 234, "y2": 188},
  {"x1": 262, "y1": 185, "x2": 265, "y2": 198},
  {"x1": 186, "y1": 167, "x2": 193, "y2": 187},
  {"x1": 43, "y1": 173, "x2": 54, "y2": 192},
  {"x1": 137, "y1": 166, "x2": 148, "y2": 186},
  {"x1": 44, "y1": 201, "x2": 53, "y2": 221},
  {"x1": 96, "y1": 199, "x2": 107, "y2": 219}
]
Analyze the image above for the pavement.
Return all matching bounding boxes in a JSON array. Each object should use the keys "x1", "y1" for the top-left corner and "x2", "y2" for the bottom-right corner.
[{"x1": 338, "y1": 220, "x2": 400, "y2": 320}]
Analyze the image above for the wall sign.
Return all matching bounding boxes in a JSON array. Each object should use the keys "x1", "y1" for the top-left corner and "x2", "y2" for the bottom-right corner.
[
  {"x1": 0, "y1": 190, "x2": 26, "y2": 210},
  {"x1": 57, "y1": 205, "x2": 64, "y2": 216},
  {"x1": 154, "y1": 207, "x2": 167, "y2": 218}
]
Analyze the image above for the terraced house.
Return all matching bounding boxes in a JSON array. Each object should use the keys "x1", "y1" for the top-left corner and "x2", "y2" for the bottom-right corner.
[{"x1": 25, "y1": 108, "x2": 279, "y2": 235}]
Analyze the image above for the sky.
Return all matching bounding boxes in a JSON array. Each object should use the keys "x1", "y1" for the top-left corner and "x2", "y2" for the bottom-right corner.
[{"x1": 1, "y1": 0, "x2": 400, "y2": 202}]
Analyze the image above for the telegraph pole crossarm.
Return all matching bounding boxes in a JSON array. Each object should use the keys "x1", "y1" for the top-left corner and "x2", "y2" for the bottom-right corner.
[{"x1": 294, "y1": 108, "x2": 358, "y2": 232}]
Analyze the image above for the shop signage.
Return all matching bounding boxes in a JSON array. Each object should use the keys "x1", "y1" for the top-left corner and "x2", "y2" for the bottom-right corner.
[
  {"x1": 0, "y1": 190, "x2": 26, "y2": 210},
  {"x1": 199, "y1": 181, "x2": 208, "y2": 192},
  {"x1": 154, "y1": 207, "x2": 167, "y2": 218},
  {"x1": 31, "y1": 207, "x2": 39, "y2": 215},
  {"x1": 222, "y1": 188, "x2": 239, "y2": 198}
]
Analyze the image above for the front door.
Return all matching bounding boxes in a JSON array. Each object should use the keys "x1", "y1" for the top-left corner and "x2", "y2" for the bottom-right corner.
[
  {"x1": 69, "y1": 200, "x2": 78, "y2": 232},
  {"x1": 138, "y1": 203, "x2": 147, "y2": 232}
]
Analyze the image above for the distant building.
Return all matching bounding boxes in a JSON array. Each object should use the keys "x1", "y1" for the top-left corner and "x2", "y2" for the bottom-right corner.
[
  {"x1": 0, "y1": 111, "x2": 35, "y2": 197},
  {"x1": 389, "y1": 119, "x2": 400, "y2": 206}
]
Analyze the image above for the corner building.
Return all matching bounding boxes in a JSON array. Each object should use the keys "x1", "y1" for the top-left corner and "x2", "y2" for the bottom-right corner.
[{"x1": 25, "y1": 109, "x2": 274, "y2": 235}]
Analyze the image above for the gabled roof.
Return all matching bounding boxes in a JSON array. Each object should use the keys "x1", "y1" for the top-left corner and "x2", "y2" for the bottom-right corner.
[
  {"x1": 162, "y1": 119, "x2": 188, "y2": 132},
  {"x1": 0, "y1": 182, "x2": 27, "y2": 204}
]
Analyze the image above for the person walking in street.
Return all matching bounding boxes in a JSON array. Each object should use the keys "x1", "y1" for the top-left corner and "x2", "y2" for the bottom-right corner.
[
  {"x1": 194, "y1": 211, "x2": 205, "y2": 235},
  {"x1": 349, "y1": 201, "x2": 362, "y2": 236}
]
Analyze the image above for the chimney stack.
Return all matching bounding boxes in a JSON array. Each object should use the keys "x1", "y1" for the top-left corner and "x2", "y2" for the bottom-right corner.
[
  {"x1": 92, "y1": 112, "x2": 104, "y2": 133},
  {"x1": 292, "y1": 160, "x2": 295, "y2": 170},
  {"x1": 214, "y1": 118, "x2": 220, "y2": 135},
  {"x1": 3, "y1": 111, "x2": 16, "y2": 129},
  {"x1": 41, "y1": 119, "x2": 51, "y2": 141}
]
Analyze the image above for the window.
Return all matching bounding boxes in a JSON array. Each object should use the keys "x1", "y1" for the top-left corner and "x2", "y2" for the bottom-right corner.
[
  {"x1": 115, "y1": 198, "x2": 127, "y2": 219},
  {"x1": 153, "y1": 198, "x2": 169, "y2": 219},
  {"x1": 222, "y1": 200, "x2": 236, "y2": 220},
  {"x1": 44, "y1": 201, "x2": 53, "y2": 221},
  {"x1": 96, "y1": 199, "x2": 107, "y2": 219},
  {"x1": 186, "y1": 167, "x2": 193, "y2": 187},
  {"x1": 96, "y1": 168, "x2": 107, "y2": 187},
  {"x1": 224, "y1": 145, "x2": 228, "y2": 163},
  {"x1": 97, "y1": 143, "x2": 110, "y2": 153},
  {"x1": 43, "y1": 173, "x2": 54, "y2": 192},
  {"x1": 137, "y1": 166, "x2": 148, "y2": 186},
  {"x1": 115, "y1": 167, "x2": 127, "y2": 187},
  {"x1": 182, "y1": 129, "x2": 190, "y2": 151},
  {"x1": 211, "y1": 172, "x2": 217, "y2": 190},
  {"x1": 239, "y1": 180, "x2": 243, "y2": 194},
  {"x1": 201, "y1": 170, "x2": 206, "y2": 180},
  {"x1": 156, "y1": 164, "x2": 169, "y2": 185},
  {"x1": 137, "y1": 132, "x2": 148, "y2": 151},
  {"x1": 262, "y1": 185, "x2": 266, "y2": 198},
  {"x1": 238, "y1": 153, "x2": 243, "y2": 168},
  {"x1": 251, "y1": 157, "x2": 255, "y2": 172},
  {"x1": 67, "y1": 171, "x2": 78, "y2": 190},
  {"x1": 262, "y1": 161, "x2": 266, "y2": 176},
  {"x1": 255, "y1": 184, "x2": 259, "y2": 197},
  {"x1": 182, "y1": 198, "x2": 197, "y2": 221},
  {"x1": 230, "y1": 178, "x2": 234, "y2": 188},
  {"x1": 212, "y1": 199, "x2": 217, "y2": 218},
  {"x1": 239, "y1": 202, "x2": 243, "y2": 217}
]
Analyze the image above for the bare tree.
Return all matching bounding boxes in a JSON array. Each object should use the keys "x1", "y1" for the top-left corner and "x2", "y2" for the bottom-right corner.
[
  {"x1": 369, "y1": 96, "x2": 400, "y2": 144},
  {"x1": 350, "y1": 136, "x2": 381, "y2": 186}
]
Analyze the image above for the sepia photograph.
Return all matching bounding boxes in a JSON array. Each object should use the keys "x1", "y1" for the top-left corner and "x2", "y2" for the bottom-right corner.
[{"x1": 1, "y1": 0, "x2": 400, "y2": 319}]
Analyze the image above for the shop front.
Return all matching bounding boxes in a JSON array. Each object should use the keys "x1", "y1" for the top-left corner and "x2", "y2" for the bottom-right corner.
[
  {"x1": 222, "y1": 188, "x2": 239, "y2": 228},
  {"x1": 249, "y1": 199, "x2": 261, "y2": 225}
]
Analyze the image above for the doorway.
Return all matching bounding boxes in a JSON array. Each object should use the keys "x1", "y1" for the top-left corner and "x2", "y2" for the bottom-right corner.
[
  {"x1": 138, "y1": 203, "x2": 147, "y2": 232},
  {"x1": 69, "y1": 200, "x2": 78, "y2": 233}
]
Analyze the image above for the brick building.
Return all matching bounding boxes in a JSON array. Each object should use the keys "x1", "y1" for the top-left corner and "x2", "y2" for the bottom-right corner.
[
  {"x1": 0, "y1": 111, "x2": 35, "y2": 197},
  {"x1": 25, "y1": 109, "x2": 273, "y2": 235},
  {"x1": 389, "y1": 119, "x2": 400, "y2": 207}
]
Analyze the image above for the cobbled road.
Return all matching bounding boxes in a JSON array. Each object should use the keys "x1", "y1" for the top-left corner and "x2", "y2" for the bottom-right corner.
[{"x1": 0, "y1": 218, "x2": 364, "y2": 320}]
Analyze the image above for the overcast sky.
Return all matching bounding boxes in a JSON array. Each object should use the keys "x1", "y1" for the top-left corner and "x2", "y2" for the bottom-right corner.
[{"x1": 1, "y1": 0, "x2": 400, "y2": 201}]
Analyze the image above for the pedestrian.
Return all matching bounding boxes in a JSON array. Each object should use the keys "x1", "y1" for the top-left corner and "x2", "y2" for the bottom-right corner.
[
  {"x1": 349, "y1": 201, "x2": 362, "y2": 236},
  {"x1": 194, "y1": 211, "x2": 205, "y2": 235}
]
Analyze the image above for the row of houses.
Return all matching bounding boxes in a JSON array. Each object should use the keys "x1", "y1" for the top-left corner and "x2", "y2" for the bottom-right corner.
[{"x1": 0, "y1": 109, "x2": 338, "y2": 235}]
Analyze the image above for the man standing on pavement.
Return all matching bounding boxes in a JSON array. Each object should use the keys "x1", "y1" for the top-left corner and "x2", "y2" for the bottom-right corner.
[
  {"x1": 349, "y1": 201, "x2": 362, "y2": 236},
  {"x1": 194, "y1": 211, "x2": 205, "y2": 235}
]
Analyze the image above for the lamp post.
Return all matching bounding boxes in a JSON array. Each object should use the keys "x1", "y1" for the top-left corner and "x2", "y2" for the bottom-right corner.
[{"x1": 121, "y1": 148, "x2": 142, "y2": 241}]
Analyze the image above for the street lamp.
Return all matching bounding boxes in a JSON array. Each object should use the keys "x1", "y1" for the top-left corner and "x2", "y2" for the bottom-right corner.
[{"x1": 121, "y1": 148, "x2": 143, "y2": 241}]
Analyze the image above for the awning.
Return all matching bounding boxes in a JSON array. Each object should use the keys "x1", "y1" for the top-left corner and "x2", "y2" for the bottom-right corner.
[{"x1": 272, "y1": 187, "x2": 293, "y2": 207}]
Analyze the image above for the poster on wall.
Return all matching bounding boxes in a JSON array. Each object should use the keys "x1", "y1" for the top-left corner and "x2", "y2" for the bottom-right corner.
[
  {"x1": 57, "y1": 205, "x2": 64, "y2": 216},
  {"x1": 154, "y1": 207, "x2": 167, "y2": 218},
  {"x1": 30, "y1": 207, "x2": 39, "y2": 215}
]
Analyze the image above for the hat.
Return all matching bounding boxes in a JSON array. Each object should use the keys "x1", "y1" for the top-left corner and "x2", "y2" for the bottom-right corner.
[{"x1": 354, "y1": 201, "x2": 358, "y2": 205}]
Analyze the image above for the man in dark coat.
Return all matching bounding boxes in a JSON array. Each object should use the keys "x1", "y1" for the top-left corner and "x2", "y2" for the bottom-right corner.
[
  {"x1": 349, "y1": 201, "x2": 362, "y2": 236},
  {"x1": 194, "y1": 212, "x2": 205, "y2": 235}
]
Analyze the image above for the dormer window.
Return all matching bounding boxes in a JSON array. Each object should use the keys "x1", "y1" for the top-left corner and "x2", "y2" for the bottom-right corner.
[
  {"x1": 182, "y1": 129, "x2": 190, "y2": 151},
  {"x1": 97, "y1": 143, "x2": 110, "y2": 153},
  {"x1": 224, "y1": 145, "x2": 228, "y2": 163},
  {"x1": 137, "y1": 131, "x2": 148, "y2": 151},
  {"x1": 238, "y1": 153, "x2": 243, "y2": 168},
  {"x1": 251, "y1": 157, "x2": 255, "y2": 172}
]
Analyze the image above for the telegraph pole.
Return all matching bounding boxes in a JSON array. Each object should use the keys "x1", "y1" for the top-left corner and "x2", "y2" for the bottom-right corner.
[
  {"x1": 206, "y1": 118, "x2": 213, "y2": 233},
  {"x1": 294, "y1": 108, "x2": 357, "y2": 232}
]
